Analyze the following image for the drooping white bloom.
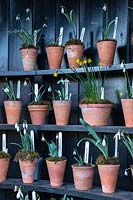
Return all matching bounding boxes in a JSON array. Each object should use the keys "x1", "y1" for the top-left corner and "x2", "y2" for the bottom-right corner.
[
  {"x1": 16, "y1": 14, "x2": 20, "y2": 21},
  {"x1": 23, "y1": 128, "x2": 26, "y2": 135},
  {"x1": 16, "y1": 188, "x2": 23, "y2": 199},
  {"x1": 23, "y1": 80, "x2": 28, "y2": 86},
  {"x1": 124, "y1": 169, "x2": 128, "y2": 176},
  {"x1": 26, "y1": 8, "x2": 30, "y2": 13},
  {"x1": 103, "y1": 4, "x2": 107, "y2": 11},
  {"x1": 4, "y1": 88, "x2": 9, "y2": 93},
  {"x1": 73, "y1": 150, "x2": 76, "y2": 155},
  {"x1": 26, "y1": 16, "x2": 30, "y2": 21},
  {"x1": 42, "y1": 23, "x2": 47, "y2": 28},
  {"x1": 61, "y1": 6, "x2": 64, "y2": 14}
]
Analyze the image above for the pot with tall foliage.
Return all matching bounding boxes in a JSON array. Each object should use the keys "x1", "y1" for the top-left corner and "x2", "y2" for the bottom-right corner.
[
  {"x1": 97, "y1": 3, "x2": 118, "y2": 66},
  {"x1": 61, "y1": 6, "x2": 84, "y2": 68},
  {"x1": 3, "y1": 78, "x2": 22, "y2": 125},
  {"x1": 9, "y1": 8, "x2": 47, "y2": 71},
  {"x1": 43, "y1": 136, "x2": 67, "y2": 187},
  {"x1": 119, "y1": 63, "x2": 133, "y2": 127},
  {"x1": 12, "y1": 121, "x2": 39, "y2": 183},
  {"x1": 52, "y1": 77, "x2": 72, "y2": 125},
  {"x1": 71, "y1": 147, "x2": 95, "y2": 191},
  {"x1": 24, "y1": 78, "x2": 51, "y2": 125},
  {"x1": 68, "y1": 59, "x2": 113, "y2": 126},
  {"x1": 79, "y1": 118, "x2": 120, "y2": 194}
]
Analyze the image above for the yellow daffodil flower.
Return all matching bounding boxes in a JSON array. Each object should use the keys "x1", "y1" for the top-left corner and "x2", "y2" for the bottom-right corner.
[
  {"x1": 53, "y1": 72, "x2": 58, "y2": 77},
  {"x1": 87, "y1": 58, "x2": 92, "y2": 64},
  {"x1": 76, "y1": 59, "x2": 81, "y2": 64},
  {"x1": 83, "y1": 59, "x2": 87, "y2": 64},
  {"x1": 79, "y1": 61, "x2": 83, "y2": 66},
  {"x1": 98, "y1": 61, "x2": 103, "y2": 67}
]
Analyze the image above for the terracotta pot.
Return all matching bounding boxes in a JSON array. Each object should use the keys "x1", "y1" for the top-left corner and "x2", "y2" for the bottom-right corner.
[
  {"x1": 46, "y1": 46, "x2": 64, "y2": 69},
  {"x1": 19, "y1": 159, "x2": 37, "y2": 184},
  {"x1": 98, "y1": 164, "x2": 120, "y2": 194},
  {"x1": 4, "y1": 100, "x2": 22, "y2": 125},
  {"x1": 121, "y1": 99, "x2": 133, "y2": 127},
  {"x1": 72, "y1": 164, "x2": 95, "y2": 190},
  {"x1": 97, "y1": 40, "x2": 117, "y2": 66},
  {"x1": 65, "y1": 44, "x2": 84, "y2": 68},
  {"x1": 28, "y1": 104, "x2": 48, "y2": 125},
  {"x1": 53, "y1": 100, "x2": 71, "y2": 125},
  {"x1": 46, "y1": 159, "x2": 67, "y2": 187},
  {"x1": 0, "y1": 158, "x2": 10, "y2": 182},
  {"x1": 130, "y1": 165, "x2": 133, "y2": 178},
  {"x1": 20, "y1": 48, "x2": 38, "y2": 71},
  {"x1": 79, "y1": 103, "x2": 113, "y2": 126}
]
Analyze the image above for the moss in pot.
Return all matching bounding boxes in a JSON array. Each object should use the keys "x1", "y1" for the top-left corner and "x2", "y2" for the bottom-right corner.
[
  {"x1": 43, "y1": 137, "x2": 67, "y2": 187},
  {"x1": 79, "y1": 118, "x2": 120, "y2": 194}
]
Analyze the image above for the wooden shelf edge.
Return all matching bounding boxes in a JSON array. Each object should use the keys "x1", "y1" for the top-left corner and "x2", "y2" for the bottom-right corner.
[
  {"x1": 0, "y1": 124, "x2": 132, "y2": 134},
  {"x1": 0, "y1": 63, "x2": 132, "y2": 77},
  {"x1": 0, "y1": 179, "x2": 133, "y2": 200}
]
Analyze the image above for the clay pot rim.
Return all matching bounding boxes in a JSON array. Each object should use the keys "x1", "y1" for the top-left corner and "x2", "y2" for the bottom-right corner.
[
  {"x1": 4, "y1": 100, "x2": 22, "y2": 102},
  {"x1": 79, "y1": 103, "x2": 113, "y2": 108},
  {"x1": 46, "y1": 157, "x2": 67, "y2": 163},
  {"x1": 20, "y1": 47, "x2": 38, "y2": 50},
  {"x1": 121, "y1": 98, "x2": 133, "y2": 102},
  {"x1": 130, "y1": 165, "x2": 133, "y2": 169},
  {"x1": 19, "y1": 158, "x2": 37, "y2": 163},
  {"x1": 53, "y1": 100, "x2": 72, "y2": 103},
  {"x1": 46, "y1": 46, "x2": 65, "y2": 49},
  {"x1": 97, "y1": 164, "x2": 120, "y2": 167},
  {"x1": 97, "y1": 39, "x2": 117, "y2": 43},
  {"x1": 71, "y1": 163, "x2": 95, "y2": 169},
  {"x1": 0, "y1": 158, "x2": 10, "y2": 161},
  {"x1": 28, "y1": 104, "x2": 48, "y2": 110}
]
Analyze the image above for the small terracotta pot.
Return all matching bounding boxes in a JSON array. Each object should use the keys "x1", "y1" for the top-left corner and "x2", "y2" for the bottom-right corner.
[
  {"x1": 130, "y1": 165, "x2": 133, "y2": 178},
  {"x1": 98, "y1": 164, "x2": 120, "y2": 194},
  {"x1": 46, "y1": 159, "x2": 67, "y2": 187},
  {"x1": 65, "y1": 44, "x2": 84, "y2": 68},
  {"x1": 4, "y1": 100, "x2": 22, "y2": 125},
  {"x1": 53, "y1": 100, "x2": 71, "y2": 125},
  {"x1": 28, "y1": 104, "x2": 48, "y2": 125},
  {"x1": 121, "y1": 99, "x2": 133, "y2": 127},
  {"x1": 19, "y1": 159, "x2": 37, "y2": 184},
  {"x1": 72, "y1": 164, "x2": 95, "y2": 190},
  {"x1": 46, "y1": 46, "x2": 64, "y2": 69},
  {"x1": 79, "y1": 103, "x2": 113, "y2": 126},
  {"x1": 97, "y1": 40, "x2": 117, "y2": 66},
  {"x1": 20, "y1": 48, "x2": 38, "y2": 71},
  {"x1": 0, "y1": 158, "x2": 10, "y2": 182}
]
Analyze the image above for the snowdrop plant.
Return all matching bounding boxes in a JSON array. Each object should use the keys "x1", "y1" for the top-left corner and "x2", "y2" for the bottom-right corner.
[
  {"x1": 51, "y1": 194, "x2": 73, "y2": 200},
  {"x1": 14, "y1": 186, "x2": 40, "y2": 200},
  {"x1": 3, "y1": 78, "x2": 16, "y2": 100}
]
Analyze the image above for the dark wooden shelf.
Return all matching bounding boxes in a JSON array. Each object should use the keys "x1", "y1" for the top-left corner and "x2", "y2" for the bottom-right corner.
[
  {"x1": 0, "y1": 124, "x2": 132, "y2": 134},
  {"x1": 0, "y1": 178, "x2": 133, "y2": 200},
  {"x1": 0, "y1": 63, "x2": 132, "y2": 77}
]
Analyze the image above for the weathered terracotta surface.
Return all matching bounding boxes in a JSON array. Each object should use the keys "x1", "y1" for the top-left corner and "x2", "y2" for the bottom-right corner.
[
  {"x1": 20, "y1": 48, "x2": 37, "y2": 71},
  {"x1": 66, "y1": 45, "x2": 84, "y2": 68},
  {"x1": 4, "y1": 100, "x2": 22, "y2": 125},
  {"x1": 53, "y1": 100, "x2": 71, "y2": 125},
  {"x1": 0, "y1": 158, "x2": 10, "y2": 182},
  {"x1": 98, "y1": 164, "x2": 120, "y2": 194},
  {"x1": 46, "y1": 159, "x2": 67, "y2": 187},
  {"x1": 79, "y1": 103, "x2": 113, "y2": 126},
  {"x1": 97, "y1": 40, "x2": 116, "y2": 66},
  {"x1": 121, "y1": 99, "x2": 133, "y2": 127},
  {"x1": 46, "y1": 46, "x2": 64, "y2": 69},
  {"x1": 28, "y1": 105, "x2": 48, "y2": 125},
  {"x1": 19, "y1": 159, "x2": 37, "y2": 184},
  {"x1": 72, "y1": 164, "x2": 95, "y2": 190}
]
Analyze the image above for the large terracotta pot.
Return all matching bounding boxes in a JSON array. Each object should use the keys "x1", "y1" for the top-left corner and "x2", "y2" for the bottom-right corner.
[
  {"x1": 121, "y1": 99, "x2": 133, "y2": 127},
  {"x1": 97, "y1": 40, "x2": 117, "y2": 66},
  {"x1": 46, "y1": 46, "x2": 64, "y2": 69},
  {"x1": 19, "y1": 159, "x2": 37, "y2": 184},
  {"x1": 0, "y1": 158, "x2": 10, "y2": 182},
  {"x1": 79, "y1": 103, "x2": 113, "y2": 126},
  {"x1": 4, "y1": 100, "x2": 22, "y2": 125},
  {"x1": 72, "y1": 164, "x2": 95, "y2": 190},
  {"x1": 46, "y1": 159, "x2": 67, "y2": 187},
  {"x1": 98, "y1": 164, "x2": 120, "y2": 194},
  {"x1": 53, "y1": 100, "x2": 71, "y2": 125},
  {"x1": 28, "y1": 104, "x2": 48, "y2": 125},
  {"x1": 65, "y1": 44, "x2": 84, "y2": 68},
  {"x1": 20, "y1": 48, "x2": 38, "y2": 71}
]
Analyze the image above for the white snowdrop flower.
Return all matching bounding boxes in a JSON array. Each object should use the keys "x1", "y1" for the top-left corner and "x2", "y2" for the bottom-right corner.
[
  {"x1": 16, "y1": 189, "x2": 23, "y2": 199},
  {"x1": 124, "y1": 169, "x2": 128, "y2": 176},
  {"x1": 4, "y1": 88, "x2": 9, "y2": 93},
  {"x1": 23, "y1": 128, "x2": 26, "y2": 135},
  {"x1": 56, "y1": 134, "x2": 59, "y2": 140},
  {"x1": 23, "y1": 80, "x2": 28, "y2": 86},
  {"x1": 48, "y1": 85, "x2": 52, "y2": 92},
  {"x1": 41, "y1": 134, "x2": 45, "y2": 142},
  {"x1": 25, "y1": 122, "x2": 28, "y2": 129},
  {"x1": 102, "y1": 138, "x2": 106, "y2": 146},
  {"x1": 26, "y1": 16, "x2": 30, "y2": 21},
  {"x1": 102, "y1": 4, "x2": 107, "y2": 11},
  {"x1": 14, "y1": 185, "x2": 18, "y2": 192},
  {"x1": 42, "y1": 23, "x2": 47, "y2": 28},
  {"x1": 26, "y1": 8, "x2": 30, "y2": 13},
  {"x1": 120, "y1": 62, "x2": 124, "y2": 69},
  {"x1": 16, "y1": 126, "x2": 20, "y2": 132},
  {"x1": 123, "y1": 67, "x2": 126, "y2": 73},
  {"x1": 61, "y1": 6, "x2": 64, "y2": 14},
  {"x1": 23, "y1": 122, "x2": 26, "y2": 129},
  {"x1": 15, "y1": 123, "x2": 18, "y2": 129},
  {"x1": 73, "y1": 150, "x2": 76, "y2": 155},
  {"x1": 16, "y1": 14, "x2": 20, "y2": 21}
]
